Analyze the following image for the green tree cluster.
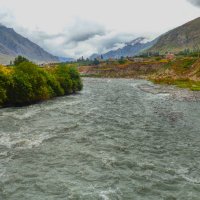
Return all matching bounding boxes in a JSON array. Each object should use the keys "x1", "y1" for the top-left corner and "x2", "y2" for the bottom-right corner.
[
  {"x1": 0, "y1": 61, "x2": 83, "y2": 107},
  {"x1": 118, "y1": 56, "x2": 127, "y2": 64},
  {"x1": 14, "y1": 55, "x2": 29, "y2": 66}
]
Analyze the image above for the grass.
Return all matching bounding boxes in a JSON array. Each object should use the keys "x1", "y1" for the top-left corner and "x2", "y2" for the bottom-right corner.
[
  {"x1": 152, "y1": 78, "x2": 200, "y2": 91},
  {"x1": 81, "y1": 74, "x2": 102, "y2": 78}
]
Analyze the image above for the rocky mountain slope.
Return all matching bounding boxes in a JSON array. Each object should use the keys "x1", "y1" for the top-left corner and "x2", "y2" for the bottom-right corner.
[{"x1": 0, "y1": 25, "x2": 58, "y2": 64}]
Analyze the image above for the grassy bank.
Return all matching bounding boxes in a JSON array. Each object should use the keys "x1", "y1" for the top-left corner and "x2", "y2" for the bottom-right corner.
[
  {"x1": 0, "y1": 62, "x2": 83, "y2": 107},
  {"x1": 150, "y1": 57, "x2": 200, "y2": 90},
  {"x1": 151, "y1": 78, "x2": 200, "y2": 91}
]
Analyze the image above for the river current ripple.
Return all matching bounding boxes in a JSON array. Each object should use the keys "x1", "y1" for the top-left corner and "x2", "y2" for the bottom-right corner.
[{"x1": 0, "y1": 78, "x2": 200, "y2": 199}]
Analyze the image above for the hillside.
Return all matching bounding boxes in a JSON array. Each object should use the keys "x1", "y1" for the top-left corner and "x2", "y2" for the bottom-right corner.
[
  {"x1": 90, "y1": 37, "x2": 157, "y2": 60},
  {"x1": 150, "y1": 57, "x2": 200, "y2": 90},
  {"x1": 0, "y1": 25, "x2": 58, "y2": 64},
  {"x1": 150, "y1": 17, "x2": 200, "y2": 53}
]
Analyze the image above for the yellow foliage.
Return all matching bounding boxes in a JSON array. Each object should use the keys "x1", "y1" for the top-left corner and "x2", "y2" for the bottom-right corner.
[
  {"x1": 159, "y1": 59, "x2": 168, "y2": 63},
  {"x1": 0, "y1": 65, "x2": 13, "y2": 75}
]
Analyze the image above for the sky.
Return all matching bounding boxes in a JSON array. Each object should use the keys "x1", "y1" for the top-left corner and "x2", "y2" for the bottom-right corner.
[{"x1": 0, "y1": 0, "x2": 199, "y2": 58}]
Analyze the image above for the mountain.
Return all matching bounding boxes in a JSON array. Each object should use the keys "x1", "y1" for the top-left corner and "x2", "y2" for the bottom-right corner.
[
  {"x1": 150, "y1": 17, "x2": 200, "y2": 53},
  {"x1": 57, "y1": 56, "x2": 75, "y2": 63},
  {"x1": 0, "y1": 25, "x2": 58, "y2": 64},
  {"x1": 90, "y1": 37, "x2": 157, "y2": 60}
]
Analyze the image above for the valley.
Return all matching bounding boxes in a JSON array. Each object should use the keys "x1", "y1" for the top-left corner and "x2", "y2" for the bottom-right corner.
[{"x1": 0, "y1": 1, "x2": 200, "y2": 199}]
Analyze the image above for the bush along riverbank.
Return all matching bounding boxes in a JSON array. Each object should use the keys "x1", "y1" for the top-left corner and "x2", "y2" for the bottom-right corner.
[{"x1": 0, "y1": 61, "x2": 83, "y2": 107}]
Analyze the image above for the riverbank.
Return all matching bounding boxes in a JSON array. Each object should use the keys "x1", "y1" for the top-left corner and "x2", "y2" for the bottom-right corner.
[
  {"x1": 79, "y1": 59, "x2": 167, "y2": 78},
  {"x1": 79, "y1": 57, "x2": 200, "y2": 91}
]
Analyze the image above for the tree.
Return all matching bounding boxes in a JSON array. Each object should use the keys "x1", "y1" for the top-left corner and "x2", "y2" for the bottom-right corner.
[
  {"x1": 93, "y1": 58, "x2": 100, "y2": 65},
  {"x1": 118, "y1": 56, "x2": 126, "y2": 64},
  {"x1": 193, "y1": 44, "x2": 200, "y2": 58},
  {"x1": 14, "y1": 55, "x2": 29, "y2": 66}
]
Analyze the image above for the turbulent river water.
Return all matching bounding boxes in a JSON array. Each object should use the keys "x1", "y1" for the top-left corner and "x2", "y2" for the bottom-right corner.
[{"x1": 1, "y1": 78, "x2": 200, "y2": 200}]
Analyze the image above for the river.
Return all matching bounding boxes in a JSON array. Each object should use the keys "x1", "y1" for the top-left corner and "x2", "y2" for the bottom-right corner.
[{"x1": 0, "y1": 78, "x2": 200, "y2": 199}]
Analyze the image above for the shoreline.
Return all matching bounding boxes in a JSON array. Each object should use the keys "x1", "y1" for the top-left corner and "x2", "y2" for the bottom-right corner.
[{"x1": 79, "y1": 57, "x2": 200, "y2": 91}]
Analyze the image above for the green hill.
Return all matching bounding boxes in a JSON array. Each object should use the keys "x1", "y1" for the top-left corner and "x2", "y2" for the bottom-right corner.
[{"x1": 150, "y1": 17, "x2": 200, "y2": 53}]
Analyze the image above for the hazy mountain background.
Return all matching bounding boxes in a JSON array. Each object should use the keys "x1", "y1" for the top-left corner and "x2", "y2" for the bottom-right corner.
[
  {"x1": 90, "y1": 37, "x2": 158, "y2": 60},
  {"x1": 57, "y1": 57, "x2": 75, "y2": 62}
]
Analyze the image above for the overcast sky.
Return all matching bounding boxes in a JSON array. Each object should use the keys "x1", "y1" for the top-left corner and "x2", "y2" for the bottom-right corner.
[{"x1": 0, "y1": 0, "x2": 199, "y2": 58}]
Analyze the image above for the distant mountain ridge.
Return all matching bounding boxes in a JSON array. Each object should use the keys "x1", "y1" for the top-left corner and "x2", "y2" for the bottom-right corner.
[
  {"x1": 0, "y1": 25, "x2": 58, "y2": 64},
  {"x1": 90, "y1": 17, "x2": 200, "y2": 60},
  {"x1": 57, "y1": 56, "x2": 75, "y2": 63},
  {"x1": 90, "y1": 37, "x2": 157, "y2": 60},
  {"x1": 150, "y1": 17, "x2": 200, "y2": 53}
]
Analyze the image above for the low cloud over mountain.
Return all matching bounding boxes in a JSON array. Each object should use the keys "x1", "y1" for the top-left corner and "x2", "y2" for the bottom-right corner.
[
  {"x1": 19, "y1": 20, "x2": 137, "y2": 59},
  {"x1": 11, "y1": 19, "x2": 137, "y2": 59}
]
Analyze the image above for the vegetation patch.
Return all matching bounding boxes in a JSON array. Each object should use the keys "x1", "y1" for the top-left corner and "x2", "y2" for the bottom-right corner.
[
  {"x1": 0, "y1": 58, "x2": 83, "y2": 107},
  {"x1": 151, "y1": 77, "x2": 200, "y2": 91}
]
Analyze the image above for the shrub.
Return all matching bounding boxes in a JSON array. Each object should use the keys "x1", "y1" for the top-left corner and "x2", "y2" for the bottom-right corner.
[
  {"x1": 0, "y1": 70, "x2": 12, "y2": 106},
  {"x1": 8, "y1": 71, "x2": 34, "y2": 105},
  {"x1": 93, "y1": 58, "x2": 100, "y2": 65},
  {"x1": 0, "y1": 62, "x2": 83, "y2": 107},
  {"x1": 67, "y1": 66, "x2": 83, "y2": 92},
  {"x1": 118, "y1": 57, "x2": 127, "y2": 65},
  {"x1": 55, "y1": 65, "x2": 83, "y2": 94},
  {"x1": 0, "y1": 86, "x2": 6, "y2": 105},
  {"x1": 41, "y1": 71, "x2": 64, "y2": 97}
]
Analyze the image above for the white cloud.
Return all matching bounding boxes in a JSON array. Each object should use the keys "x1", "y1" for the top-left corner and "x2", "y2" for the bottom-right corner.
[{"x1": 0, "y1": 0, "x2": 199, "y2": 58}]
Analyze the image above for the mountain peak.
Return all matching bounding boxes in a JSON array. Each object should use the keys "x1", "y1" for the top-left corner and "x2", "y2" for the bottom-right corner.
[
  {"x1": 90, "y1": 37, "x2": 156, "y2": 60},
  {"x1": 126, "y1": 37, "x2": 146, "y2": 46}
]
